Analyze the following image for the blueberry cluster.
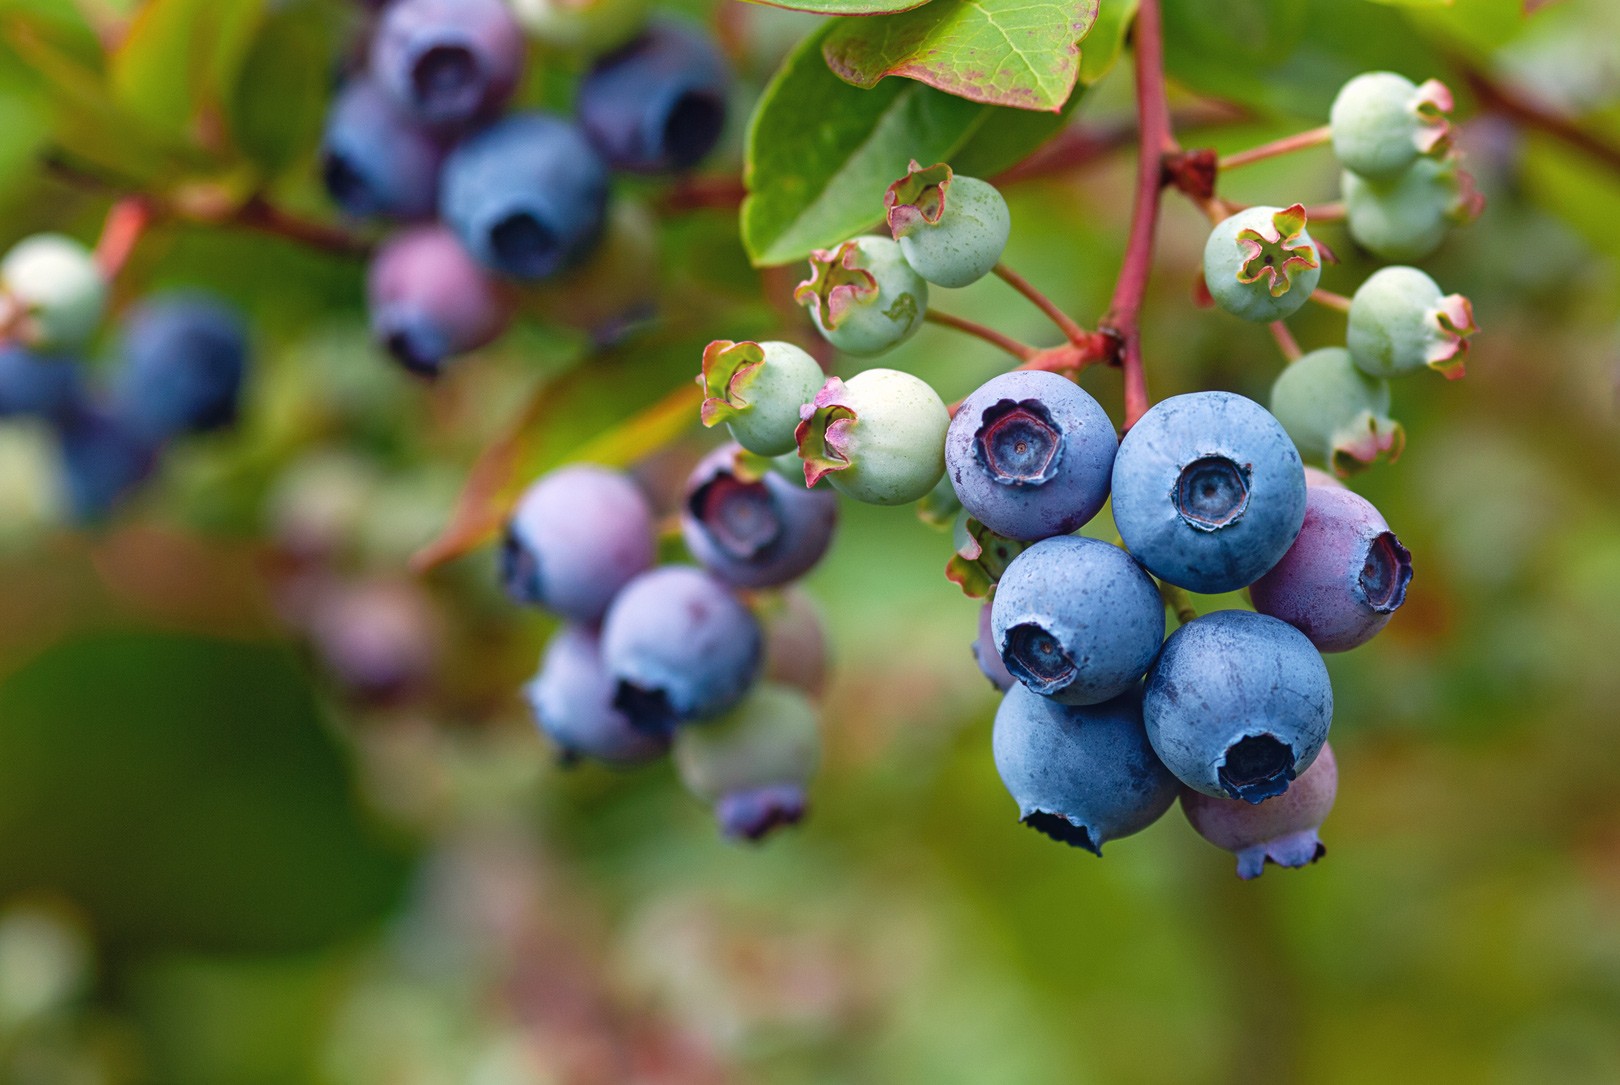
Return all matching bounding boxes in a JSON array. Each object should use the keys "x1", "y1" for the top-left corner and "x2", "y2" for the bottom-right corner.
[
  {"x1": 0, "y1": 233, "x2": 249, "y2": 521},
  {"x1": 502, "y1": 453, "x2": 834, "y2": 841},
  {"x1": 323, "y1": 0, "x2": 732, "y2": 375}
]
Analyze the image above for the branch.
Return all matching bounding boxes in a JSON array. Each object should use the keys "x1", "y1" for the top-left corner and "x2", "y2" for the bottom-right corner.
[
  {"x1": 1458, "y1": 59, "x2": 1620, "y2": 176},
  {"x1": 992, "y1": 262, "x2": 1091, "y2": 344},
  {"x1": 1218, "y1": 125, "x2": 1333, "y2": 171},
  {"x1": 924, "y1": 308, "x2": 1038, "y2": 361}
]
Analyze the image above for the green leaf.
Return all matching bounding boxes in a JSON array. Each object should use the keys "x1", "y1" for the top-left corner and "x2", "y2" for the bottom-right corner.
[
  {"x1": 1077, "y1": 0, "x2": 1137, "y2": 85},
  {"x1": 822, "y1": 0, "x2": 1098, "y2": 112},
  {"x1": 743, "y1": 24, "x2": 1077, "y2": 266},
  {"x1": 1361, "y1": 0, "x2": 1453, "y2": 6},
  {"x1": 228, "y1": 0, "x2": 339, "y2": 177},
  {"x1": 744, "y1": 0, "x2": 936, "y2": 15},
  {"x1": 111, "y1": 0, "x2": 265, "y2": 143}
]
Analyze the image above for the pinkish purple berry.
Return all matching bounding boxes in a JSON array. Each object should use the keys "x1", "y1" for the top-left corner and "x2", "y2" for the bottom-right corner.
[{"x1": 1181, "y1": 742, "x2": 1337, "y2": 879}]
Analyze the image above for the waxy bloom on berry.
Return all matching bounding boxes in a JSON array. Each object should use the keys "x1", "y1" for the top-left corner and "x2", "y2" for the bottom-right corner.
[
  {"x1": 699, "y1": 339, "x2": 824, "y2": 457},
  {"x1": 885, "y1": 161, "x2": 1010, "y2": 288},
  {"x1": 794, "y1": 237, "x2": 927, "y2": 357},
  {"x1": 794, "y1": 369, "x2": 948, "y2": 506}
]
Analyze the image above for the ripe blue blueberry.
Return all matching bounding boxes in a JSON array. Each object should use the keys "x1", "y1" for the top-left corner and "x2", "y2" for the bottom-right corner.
[
  {"x1": 681, "y1": 443, "x2": 838, "y2": 589},
  {"x1": 1250, "y1": 486, "x2": 1412, "y2": 653},
  {"x1": 945, "y1": 370, "x2": 1116, "y2": 541},
  {"x1": 1181, "y1": 741, "x2": 1337, "y2": 879},
  {"x1": 501, "y1": 464, "x2": 656, "y2": 624},
  {"x1": 368, "y1": 224, "x2": 514, "y2": 377},
  {"x1": 370, "y1": 0, "x2": 524, "y2": 131},
  {"x1": 0, "y1": 234, "x2": 108, "y2": 351},
  {"x1": 673, "y1": 682, "x2": 819, "y2": 841},
  {"x1": 527, "y1": 624, "x2": 671, "y2": 766},
  {"x1": 1330, "y1": 73, "x2": 1453, "y2": 182},
  {"x1": 794, "y1": 237, "x2": 928, "y2": 358},
  {"x1": 0, "y1": 346, "x2": 84, "y2": 422},
  {"x1": 577, "y1": 20, "x2": 730, "y2": 174},
  {"x1": 972, "y1": 601, "x2": 1015, "y2": 692},
  {"x1": 700, "y1": 339, "x2": 825, "y2": 457},
  {"x1": 1342, "y1": 155, "x2": 1482, "y2": 262},
  {"x1": 990, "y1": 535, "x2": 1165, "y2": 706},
  {"x1": 885, "y1": 161, "x2": 1010, "y2": 288},
  {"x1": 1111, "y1": 392, "x2": 1307, "y2": 595},
  {"x1": 1346, "y1": 266, "x2": 1477, "y2": 381},
  {"x1": 1201, "y1": 204, "x2": 1321, "y2": 323},
  {"x1": 1269, "y1": 347, "x2": 1404, "y2": 476},
  {"x1": 600, "y1": 565, "x2": 764, "y2": 735},
  {"x1": 321, "y1": 79, "x2": 446, "y2": 221},
  {"x1": 440, "y1": 113, "x2": 611, "y2": 282},
  {"x1": 111, "y1": 294, "x2": 249, "y2": 441},
  {"x1": 1144, "y1": 609, "x2": 1333, "y2": 804},
  {"x1": 795, "y1": 369, "x2": 948, "y2": 506},
  {"x1": 992, "y1": 685, "x2": 1178, "y2": 855},
  {"x1": 51, "y1": 405, "x2": 161, "y2": 523}
]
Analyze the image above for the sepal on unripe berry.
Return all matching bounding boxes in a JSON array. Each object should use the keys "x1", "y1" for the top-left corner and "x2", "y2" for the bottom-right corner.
[
  {"x1": 884, "y1": 160, "x2": 1010, "y2": 288},
  {"x1": 699, "y1": 339, "x2": 824, "y2": 456},
  {"x1": 793, "y1": 369, "x2": 948, "y2": 505},
  {"x1": 673, "y1": 683, "x2": 820, "y2": 842},
  {"x1": 794, "y1": 237, "x2": 927, "y2": 357},
  {"x1": 1330, "y1": 72, "x2": 1454, "y2": 181},
  {"x1": 1181, "y1": 742, "x2": 1337, "y2": 879},
  {"x1": 1202, "y1": 205, "x2": 1322, "y2": 323},
  {"x1": 1346, "y1": 266, "x2": 1477, "y2": 380},
  {"x1": 1269, "y1": 346, "x2": 1405, "y2": 476}
]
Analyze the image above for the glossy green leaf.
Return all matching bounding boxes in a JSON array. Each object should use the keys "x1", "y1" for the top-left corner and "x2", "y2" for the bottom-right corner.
[
  {"x1": 743, "y1": 24, "x2": 1077, "y2": 266},
  {"x1": 743, "y1": 0, "x2": 935, "y2": 15},
  {"x1": 822, "y1": 0, "x2": 1097, "y2": 112},
  {"x1": 228, "y1": 0, "x2": 339, "y2": 177},
  {"x1": 1078, "y1": 0, "x2": 1138, "y2": 84}
]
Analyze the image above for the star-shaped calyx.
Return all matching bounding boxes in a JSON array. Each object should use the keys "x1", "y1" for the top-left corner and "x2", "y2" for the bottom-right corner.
[
  {"x1": 884, "y1": 160, "x2": 954, "y2": 240},
  {"x1": 793, "y1": 243, "x2": 877, "y2": 331},
  {"x1": 1412, "y1": 79, "x2": 1455, "y2": 156},
  {"x1": 793, "y1": 376, "x2": 858, "y2": 487},
  {"x1": 699, "y1": 339, "x2": 764, "y2": 427},
  {"x1": 1235, "y1": 204, "x2": 1320, "y2": 298},
  {"x1": 1426, "y1": 292, "x2": 1478, "y2": 381}
]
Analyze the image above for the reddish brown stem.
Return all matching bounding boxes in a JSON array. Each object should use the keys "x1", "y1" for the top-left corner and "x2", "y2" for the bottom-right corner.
[
  {"x1": 1101, "y1": 0, "x2": 1173, "y2": 431},
  {"x1": 1217, "y1": 125, "x2": 1333, "y2": 171},
  {"x1": 233, "y1": 196, "x2": 372, "y2": 257},
  {"x1": 924, "y1": 308, "x2": 1038, "y2": 360},
  {"x1": 1309, "y1": 288, "x2": 1354, "y2": 314},
  {"x1": 1269, "y1": 321, "x2": 1303, "y2": 362},
  {"x1": 1303, "y1": 200, "x2": 1346, "y2": 222},
  {"x1": 94, "y1": 198, "x2": 153, "y2": 278},
  {"x1": 991, "y1": 263, "x2": 1091, "y2": 345},
  {"x1": 1459, "y1": 61, "x2": 1620, "y2": 176}
]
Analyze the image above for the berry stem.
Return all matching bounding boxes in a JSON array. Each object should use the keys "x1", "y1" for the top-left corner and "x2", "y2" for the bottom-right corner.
[
  {"x1": 1308, "y1": 288, "x2": 1354, "y2": 314},
  {"x1": 1301, "y1": 200, "x2": 1346, "y2": 222},
  {"x1": 991, "y1": 262, "x2": 1093, "y2": 346},
  {"x1": 1159, "y1": 580, "x2": 1199, "y2": 627},
  {"x1": 1269, "y1": 321, "x2": 1303, "y2": 362},
  {"x1": 94, "y1": 197, "x2": 153, "y2": 278},
  {"x1": 231, "y1": 195, "x2": 373, "y2": 258},
  {"x1": 924, "y1": 308, "x2": 1039, "y2": 361},
  {"x1": 1101, "y1": 0, "x2": 1173, "y2": 432},
  {"x1": 1458, "y1": 59, "x2": 1620, "y2": 177},
  {"x1": 1217, "y1": 125, "x2": 1333, "y2": 171}
]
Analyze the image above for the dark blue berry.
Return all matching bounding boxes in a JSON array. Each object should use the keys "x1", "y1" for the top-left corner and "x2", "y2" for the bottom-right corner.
[
  {"x1": 52, "y1": 405, "x2": 161, "y2": 523},
  {"x1": 111, "y1": 294, "x2": 249, "y2": 442},
  {"x1": 527, "y1": 624, "x2": 671, "y2": 766},
  {"x1": 320, "y1": 79, "x2": 446, "y2": 221},
  {"x1": 370, "y1": 0, "x2": 524, "y2": 132},
  {"x1": 577, "y1": 20, "x2": 730, "y2": 174},
  {"x1": 0, "y1": 346, "x2": 84, "y2": 422},
  {"x1": 681, "y1": 444, "x2": 837, "y2": 590}
]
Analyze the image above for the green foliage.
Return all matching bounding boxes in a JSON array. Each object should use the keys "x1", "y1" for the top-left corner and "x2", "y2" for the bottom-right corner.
[{"x1": 744, "y1": 0, "x2": 935, "y2": 14}]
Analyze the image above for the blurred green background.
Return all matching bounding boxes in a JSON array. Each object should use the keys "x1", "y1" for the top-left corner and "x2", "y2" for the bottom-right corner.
[{"x1": 2, "y1": 0, "x2": 1620, "y2": 1081}]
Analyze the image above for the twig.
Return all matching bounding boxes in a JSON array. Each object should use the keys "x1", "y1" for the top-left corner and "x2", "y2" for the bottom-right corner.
[
  {"x1": 1459, "y1": 60, "x2": 1620, "y2": 176},
  {"x1": 1218, "y1": 125, "x2": 1333, "y2": 171},
  {"x1": 923, "y1": 308, "x2": 1038, "y2": 361},
  {"x1": 94, "y1": 198, "x2": 153, "y2": 278},
  {"x1": 1160, "y1": 580, "x2": 1199, "y2": 626},
  {"x1": 1309, "y1": 288, "x2": 1353, "y2": 314},
  {"x1": 1269, "y1": 321, "x2": 1303, "y2": 362},
  {"x1": 991, "y1": 263, "x2": 1091, "y2": 344}
]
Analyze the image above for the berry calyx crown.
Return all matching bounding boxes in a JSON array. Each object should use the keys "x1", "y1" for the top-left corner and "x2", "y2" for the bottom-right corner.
[
  {"x1": 699, "y1": 339, "x2": 766, "y2": 427},
  {"x1": 1234, "y1": 204, "x2": 1319, "y2": 298},
  {"x1": 793, "y1": 242, "x2": 878, "y2": 331},
  {"x1": 793, "y1": 376, "x2": 859, "y2": 487},
  {"x1": 884, "y1": 160, "x2": 954, "y2": 239},
  {"x1": 1426, "y1": 293, "x2": 1477, "y2": 381}
]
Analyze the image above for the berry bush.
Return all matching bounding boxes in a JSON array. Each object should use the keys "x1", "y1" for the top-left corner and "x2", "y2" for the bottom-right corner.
[{"x1": 1, "y1": 0, "x2": 1619, "y2": 1080}]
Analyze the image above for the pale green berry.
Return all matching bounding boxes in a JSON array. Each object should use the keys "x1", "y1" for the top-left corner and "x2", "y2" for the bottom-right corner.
[
  {"x1": 795, "y1": 368, "x2": 948, "y2": 506},
  {"x1": 1342, "y1": 156, "x2": 1480, "y2": 262},
  {"x1": 0, "y1": 235, "x2": 107, "y2": 351},
  {"x1": 1330, "y1": 72, "x2": 1454, "y2": 181},
  {"x1": 1346, "y1": 266, "x2": 1477, "y2": 381},
  {"x1": 1202, "y1": 205, "x2": 1321, "y2": 323},
  {"x1": 885, "y1": 161, "x2": 1010, "y2": 288},
  {"x1": 1270, "y1": 347, "x2": 1404, "y2": 477},
  {"x1": 699, "y1": 339, "x2": 824, "y2": 456},
  {"x1": 793, "y1": 237, "x2": 927, "y2": 357},
  {"x1": 508, "y1": 0, "x2": 649, "y2": 53},
  {"x1": 673, "y1": 682, "x2": 820, "y2": 840}
]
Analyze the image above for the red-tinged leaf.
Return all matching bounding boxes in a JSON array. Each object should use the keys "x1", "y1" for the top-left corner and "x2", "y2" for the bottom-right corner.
[{"x1": 744, "y1": 0, "x2": 936, "y2": 15}]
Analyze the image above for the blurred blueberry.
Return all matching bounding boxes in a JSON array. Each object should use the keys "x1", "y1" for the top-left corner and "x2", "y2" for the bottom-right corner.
[
  {"x1": 527, "y1": 624, "x2": 671, "y2": 766},
  {"x1": 367, "y1": 224, "x2": 514, "y2": 376},
  {"x1": 971, "y1": 600, "x2": 1015, "y2": 692},
  {"x1": 0, "y1": 346, "x2": 83, "y2": 422},
  {"x1": 370, "y1": 0, "x2": 524, "y2": 131},
  {"x1": 674, "y1": 683, "x2": 819, "y2": 841},
  {"x1": 577, "y1": 20, "x2": 730, "y2": 174},
  {"x1": 111, "y1": 294, "x2": 249, "y2": 442},
  {"x1": 52, "y1": 405, "x2": 161, "y2": 523},
  {"x1": 321, "y1": 78, "x2": 447, "y2": 221},
  {"x1": 309, "y1": 578, "x2": 441, "y2": 703},
  {"x1": 681, "y1": 444, "x2": 837, "y2": 589},
  {"x1": 1182, "y1": 741, "x2": 1337, "y2": 879},
  {"x1": 0, "y1": 234, "x2": 107, "y2": 351},
  {"x1": 761, "y1": 587, "x2": 829, "y2": 701}
]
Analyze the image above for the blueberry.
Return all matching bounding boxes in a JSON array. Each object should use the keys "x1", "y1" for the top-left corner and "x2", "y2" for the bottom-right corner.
[
  {"x1": 795, "y1": 369, "x2": 948, "y2": 506},
  {"x1": 51, "y1": 405, "x2": 161, "y2": 523},
  {"x1": 1201, "y1": 204, "x2": 1321, "y2": 323},
  {"x1": 1302, "y1": 466, "x2": 1344, "y2": 490},
  {"x1": 0, "y1": 234, "x2": 107, "y2": 351},
  {"x1": 794, "y1": 237, "x2": 928, "y2": 358},
  {"x1": 501, "y1": 464, "x2": 656, "y2": 623},
  {"x1": 945, "y1": 370, "x2": 1116, "y2": 541},
  {"x1": 527, "y1": 624, "x2": 671, "y2": 766},
  {"x1": 992, "y1": 685, "x2": 1178, "y2": 855},
  {"x1": 760, "y1": 587, "x2": 829, "y2": 701},
  {"x1": 320, "y1": 79, "x2": 446, "y2": 221},
  {"x1": 1342, "y1": 155, "x2": 1481, "y2": 262},
  {"x1": 309, "y1": 578, "x2": 440, "y2": 704},
  {"x1": 0, "y1": 346, "x2": 84, "y2": 422},
  {"x1": 1330, "y1": 72, "x2": 1453, "y2": 181},
  {"x1": 885, "y1": 161, "x2": 1010, "y2": 288},
  {"x1": 577, "y1": 20, "x2": 730, "y2": 174},
  {"x1": 1250, "y1": 486, "x2": 1412, "y2": 652},
  {"x1": 1269, "y1": 346, "x2": 1404, "y2": 476},
  {"x1": 111, "y1": 293, "x2": 249, "y2": 442},
  {"x1": 681, "y1": 443, "x2": 837, "y2": 589},
  {"x1": 1111, "y1": 391, "x2": 1307, "y2": 594},
  {"x1": 700, "y1": 339, "x2": 825, "y2": 457},
  {"x1": 673, "y1": 683, "x2": 819, "y2": 841},
  {"x1": 600, "y1": 565, "x2": 764, "y2": 734},
  {"x1": 1346, "y1": 266, "x2": 1477, "y2": 381},
  {"x1": 1181, "y1": 741, "x2": 1337, "y2": 879},
  {"x1": 1144, "y1": 609, "x2": 1333, "y2": 804},
  {"x1": 440, "y1": 113, "x2": 611, "y2": 282},
  {"x1": 990, "y1": 535, "x2": 1165, "y2": 706},
  {"x1": 370, "y1": 0, "x2": 524, "y2": 131},
  {"x1": 972, "y1": 601, "x2": 1015, "y2": 692},
  {"x1": 368, "y1": 224, "x2": 514, "y2": 377}
]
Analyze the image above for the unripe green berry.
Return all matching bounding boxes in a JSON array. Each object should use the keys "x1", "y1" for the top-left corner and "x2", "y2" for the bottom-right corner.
[
  {"x1": 700, "y1": 339, "x2": 824, "y2": 456},
  {"x1": 1346, "y1": 266, "x2": 1477, "y2": 381},
  {"x1": 674, "y1": 682, "x2": 820, "y2": 840},
  {"x1": 1201, "y1": 204, "x2": 1321, "y2": 322},
  {"x1": 508, "y1": 0, "x2": 649, "y2": 53},
  {"x1": 1270, "y1": 347, "x2": 1404, "y2": 477},
  {"x1": 1342, "y1": 156, "x2": 1481, "y2": 262},
  {"x1": 885, "y1": 160, "x2": 1010, "y2": 288},
  {"x1": 794, "y1": 237, "x2": 927, "y2": 357},
  {"x1": 795, "y1": 368, "x2": 948, "y2": 506},
  {"x1": 1330, "y1": 72, "x2": 1453, "y2": 181},
  {"x1": 0, "y1": 235, "x2": 108, "y2": 351}
]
